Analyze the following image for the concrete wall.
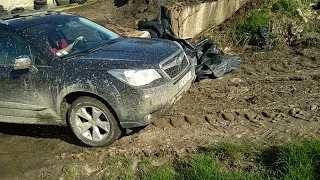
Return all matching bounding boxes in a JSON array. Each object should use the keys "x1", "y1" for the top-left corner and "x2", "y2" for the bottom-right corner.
[
  {"x1": 170, "y1": 0, "x2": 248, "y2": 39},
  {"x1": 1, "y1": 0, "x2": 34, "y2": 10}
]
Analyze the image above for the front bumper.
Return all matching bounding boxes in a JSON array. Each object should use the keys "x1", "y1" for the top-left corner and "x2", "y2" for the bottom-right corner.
[{"x1": 116, "y1": 65, "x2": 196, "y2": 129}]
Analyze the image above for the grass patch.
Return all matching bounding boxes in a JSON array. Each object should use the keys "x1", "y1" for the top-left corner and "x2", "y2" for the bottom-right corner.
[
  {"x1": 102, "y1": 156, "x2": 135, "y2": 180},
  {"x1": 137, "y1": 158, "x2": 176, "y2": 180},
  {"x1": 138, "y1": 140, "x2": 320, "y2": 180},
  {"x1": 176, "y1": 154, "x2": 264, "y2": 180},
  {"x1": 235, "y1": 0, "x2": 319, "y2": 46},
  {"x1": 271, "y1": 140, "x2": 320, "y2": 180},
  {"x1": 236, "y1": 9, "x2": 271, "y2": 46},
  {"x1": 140, "y1": 164, "x2": 176, "y2": 180},
  {"x1": 272, "y1": 0, "x2": 299, "y2": 16},
  {"x1": 307, "y1": 20, "x2": 320, "y2": 33},
  {"x1": 237, "y1": 10, "x2": 270, "y2": 34},
  {"x1": 63, "y1": 163, "x2": 79, "y2": 180},
  {"x1": 98, "y1": 140, "x2": 320, "y2": 180}
]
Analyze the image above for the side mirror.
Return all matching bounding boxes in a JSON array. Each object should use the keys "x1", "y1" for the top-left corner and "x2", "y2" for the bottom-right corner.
[{"x1": 12, "y1": 56, "x2": 32, "y2": 70}]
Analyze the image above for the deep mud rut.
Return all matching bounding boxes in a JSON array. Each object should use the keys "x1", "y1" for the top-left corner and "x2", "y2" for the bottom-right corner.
[{"x1": 1, "y1": 46, "x2": 319, "y2": 179}]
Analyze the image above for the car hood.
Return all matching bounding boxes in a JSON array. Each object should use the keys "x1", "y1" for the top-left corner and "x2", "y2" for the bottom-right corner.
[{"x1": 81, "y1": 37, "x2": 181, "y2": 64}]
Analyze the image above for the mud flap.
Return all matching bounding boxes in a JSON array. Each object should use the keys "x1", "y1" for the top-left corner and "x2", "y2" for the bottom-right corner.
[{"x1": 138, "y1": 6, "x2": 243, "y2": 81}]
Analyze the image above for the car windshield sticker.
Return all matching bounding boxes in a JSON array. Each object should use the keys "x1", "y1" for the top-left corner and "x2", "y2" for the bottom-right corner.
[{"x1": 62, "y1": 51, "x2": 69, "y2": 55}]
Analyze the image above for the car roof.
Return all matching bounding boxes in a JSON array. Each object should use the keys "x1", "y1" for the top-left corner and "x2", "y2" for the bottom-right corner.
[{"x1": 0, "y1": 10, "x2": 78, "y2": 29}]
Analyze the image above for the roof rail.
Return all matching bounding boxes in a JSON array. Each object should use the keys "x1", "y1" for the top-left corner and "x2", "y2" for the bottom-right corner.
[{"x1": 0, "y1": 10, "x2": 60, "y2": 21}]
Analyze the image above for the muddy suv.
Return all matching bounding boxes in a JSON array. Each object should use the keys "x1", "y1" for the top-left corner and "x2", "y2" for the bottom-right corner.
[{"x1": 0, "y1": 10, "x2": 195, "y2": 147}]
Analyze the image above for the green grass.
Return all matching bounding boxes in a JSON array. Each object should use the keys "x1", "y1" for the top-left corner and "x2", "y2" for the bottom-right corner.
[
  {"x1": 307, "y1": 20, "x2": 320, "y2": 34},
  {"x1": 100, "y1": 140, "x2": 320, "y2": 179},
  {"x1": 272, "y1": 140, "x2": 320, "y2": 180},
  {"x1": 102, "y1": 156, "x2": 135, "y2": 180},
  {"x1": 272, "y1": 0, "x2": 299, "y2": 16},
  {"x1": 236, "y1": 10, "x2": 270, "y2": 45},
  {"x1": 176, "y1": 154, "x2": 263, "y2": 180},
  {"x1": 140, "y1": 164, "x2": 176, "y2": 180},
  {"x1": 235, "y1": 0, "x2": 319, "y2": 46},
  {"x1": 237, "y1": 10, "x2": 270, "y2": 34},
  {"x1": 135, "y1": 140, "x2": 320, "y2": 180},
  {"x1": 63, "y1": 163, "x2": 79, "y2": 180}
]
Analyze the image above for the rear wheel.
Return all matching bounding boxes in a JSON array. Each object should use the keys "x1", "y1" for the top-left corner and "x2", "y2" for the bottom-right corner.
[
  {"x1": 67, "y1": 96, "x2": 122, "y2": 147},
  {"x1": 0, "y1": 5, "x2": 8, "y2": 17},
  {"x1": 34, "y1": 0, "x2": 47, "y2": 5},
  {"x1": 70, "y1": 0, "x2": 87, "y2": 4},
  {"x1": 0, "y1": 11, "x2": 8, "y2": 16},
  {"x1": 11, "y1": 7, "x2": 25, "y2": 14},
  {"x1": 55, "y1": 0, "x2": 70, "y2": 6},
  {"x1": 34, "y1": 3, "x2": 47, "y2": 10}
]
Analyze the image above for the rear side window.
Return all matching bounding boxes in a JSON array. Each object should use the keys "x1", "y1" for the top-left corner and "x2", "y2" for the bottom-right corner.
[{"x1": 0, "y1": 29, "x2": 46, "y2": 66}]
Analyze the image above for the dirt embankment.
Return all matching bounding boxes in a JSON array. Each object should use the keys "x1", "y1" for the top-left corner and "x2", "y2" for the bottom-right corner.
[
  {"x1": 64, "y1": 0, "x2": 224, "y2": 35},
  {"x1": 64, "y1": 0, "x2": 158, "y2": 34},
  {"x1": 0, "y1": 0, "x2": 320, "y2": 179}
]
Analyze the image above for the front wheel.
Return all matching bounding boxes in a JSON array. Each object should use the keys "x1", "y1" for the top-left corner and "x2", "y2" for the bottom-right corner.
[{"x1": 67, "y1": 96, "x2": 122, "y2": 147}]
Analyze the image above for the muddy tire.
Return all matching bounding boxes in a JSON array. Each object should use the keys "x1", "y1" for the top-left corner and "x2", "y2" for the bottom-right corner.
[
  {"x1": 34, "y1": 3, "x2": 47, "y2": 10},
  {"x1": 67, "y1": 96, "x2": 122, "y2": 147},
  {"x1": 34, "y1": 0, "x2": 47, "y2": 5},
  {"x1": 11, "y1": 7, "x2": 25, "y2": 14},
  {"x1": 114, "y1": 0, "x2": 129, "y2": 7},
  {"x1": 77, "y1": 0, "x2": 87, "y2": 4},
  {"x1": 70, "y1": 0, "x2": 87, "y2": 4},
  {"x1": 0, "y1": 10, "x2": 8, "y2": 16},
  {"x1": 55, "y1": 0, "x2": 70, "y2": 6},
  {"x1": 0, "y1": 5, "x2": 8, "y2": 16}
]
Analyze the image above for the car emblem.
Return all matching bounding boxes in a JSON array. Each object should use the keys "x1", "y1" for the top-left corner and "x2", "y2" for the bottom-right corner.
[{"x1": 174, "y1": 56, "x2": 183, "y2": 66}]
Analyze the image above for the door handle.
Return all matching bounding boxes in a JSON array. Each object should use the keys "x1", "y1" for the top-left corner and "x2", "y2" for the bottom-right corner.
[{"x1": 10, "y1": 66, "x2": 38, "y2": 78}]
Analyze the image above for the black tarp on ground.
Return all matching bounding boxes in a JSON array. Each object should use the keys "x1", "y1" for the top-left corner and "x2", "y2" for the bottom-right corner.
[{"x1": 138, "y1": 6, "x2": 242, "y2": 81}]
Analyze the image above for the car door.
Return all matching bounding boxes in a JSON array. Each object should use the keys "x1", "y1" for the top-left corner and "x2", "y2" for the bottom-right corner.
[{"x1": 0, "y1": 29, "x2": 60, "y2": 124}]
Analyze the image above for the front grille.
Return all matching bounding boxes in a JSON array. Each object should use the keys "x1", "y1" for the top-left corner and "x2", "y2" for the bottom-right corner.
[{"x1": 161, "y1": 52, "x2": 189, "y2": 78}]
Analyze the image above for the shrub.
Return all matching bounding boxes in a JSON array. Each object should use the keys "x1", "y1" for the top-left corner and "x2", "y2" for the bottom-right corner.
[
  {"x1": 236, "y1": 10, "x2": 270, "y2": 45},
  {"x1": 272, "y1": 0, "x2": 298, "y2": 16},
  {"x1": 237, "y1": 11, "x2": 270, "y2": 34}
]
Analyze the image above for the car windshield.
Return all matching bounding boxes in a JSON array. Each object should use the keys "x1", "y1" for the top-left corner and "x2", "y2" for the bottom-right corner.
[{"x1": 26, "y1": 16, "x2": 120, "y2": 58}]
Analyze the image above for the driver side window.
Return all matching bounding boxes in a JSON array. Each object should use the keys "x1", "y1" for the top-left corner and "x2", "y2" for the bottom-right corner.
[
  {"x1": 61, "y1": 21, "x2": 102, "y2": 42},
  {"x1": 0, "y1": 29, "x2": 47, "y2": 66}
]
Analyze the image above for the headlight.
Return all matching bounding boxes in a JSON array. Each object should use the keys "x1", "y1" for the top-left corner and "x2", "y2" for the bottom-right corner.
[{"x1": 108, "y1": 69, "x2": 162, "y2": 86}]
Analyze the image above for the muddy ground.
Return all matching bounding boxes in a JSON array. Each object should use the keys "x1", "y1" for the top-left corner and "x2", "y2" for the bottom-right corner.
[{"x1": 1, "y1": 0, "x2": 320, "y2": 179}]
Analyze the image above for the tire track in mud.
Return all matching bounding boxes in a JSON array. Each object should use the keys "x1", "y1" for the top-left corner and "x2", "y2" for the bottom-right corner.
[
  {"x1": 111, "y1": 109, "x2": 319, "y2": 156},
  {"x1": 63, "y1": 110, "x2": 319, "y2": 160}
]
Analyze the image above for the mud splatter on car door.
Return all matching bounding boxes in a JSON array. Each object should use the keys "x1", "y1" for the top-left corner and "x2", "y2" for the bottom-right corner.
[{"x1": 0, "y1": 29, "x2": 59, "y2": 123}]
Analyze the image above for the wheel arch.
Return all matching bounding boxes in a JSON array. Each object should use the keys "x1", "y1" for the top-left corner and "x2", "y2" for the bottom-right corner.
[{"x1": 59, "y1": 91, "x2": 120, "y2": 126}]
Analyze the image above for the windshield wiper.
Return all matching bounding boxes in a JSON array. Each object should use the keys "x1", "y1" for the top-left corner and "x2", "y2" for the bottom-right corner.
[
  {"x1": 63, "y1": 38, "x2": 122, "y2": 59},
  {"x1": 87, "y1": 38, "x2": 122, "y2": 53}
]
